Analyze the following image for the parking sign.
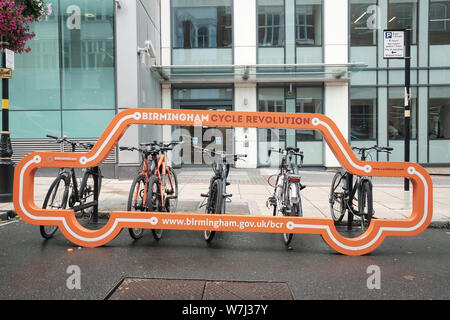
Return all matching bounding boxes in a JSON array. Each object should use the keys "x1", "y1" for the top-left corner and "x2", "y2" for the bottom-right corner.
[{"x1": 384, "y1": 30, "x2": 405, "y2": 59}]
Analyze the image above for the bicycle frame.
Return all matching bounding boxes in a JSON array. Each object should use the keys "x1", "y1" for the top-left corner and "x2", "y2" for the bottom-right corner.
[
  {"x1": 341, "y1": 173, "x2": 369, "y2": 217},
  {"x1": 56, "y1": 141, "x2": 100, "y2": 212},
  {"x1": 153, "y1": 151, "x2": 175, "y2": 208},
  {"x1": 272, "y1": 149, "x2": 302, "y2": 209},
  {"x1": 134, "y1": 154, "x2": 150, "y2": 209}
]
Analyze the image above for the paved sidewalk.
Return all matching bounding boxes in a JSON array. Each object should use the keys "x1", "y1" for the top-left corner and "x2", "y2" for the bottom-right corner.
[{"x1": 1, "y1": 168, "x2": 449, "y2": 227}]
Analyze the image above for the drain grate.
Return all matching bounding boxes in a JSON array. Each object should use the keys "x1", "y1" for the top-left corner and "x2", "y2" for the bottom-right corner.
[{"x1": 107, "y1": 278, "x2": 294, "y2": 300}]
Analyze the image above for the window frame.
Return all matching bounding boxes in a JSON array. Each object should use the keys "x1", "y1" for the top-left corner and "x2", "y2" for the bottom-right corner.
[
  {"x1": 429, "y1": 1, "x2": 450, "y2": 45},
  {"x1": 170, "y1": 0, "x2": 234, "y2": 50},
  {"x1": 350, "y1": 87, "x2": 379, "y2": 142},
  {"x1": 295, "y1": 1, "x2": 323, "y2": 47},
  {"x1": 257, "y1": 1, "x2": 286, "y2": 48},
  {"x1": 349, "y1": 0, "x2": 379, "y2": 47}
]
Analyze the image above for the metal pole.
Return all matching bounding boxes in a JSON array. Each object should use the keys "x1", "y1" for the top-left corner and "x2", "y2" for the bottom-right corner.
[
  {"x1": 404, "y1": 27, "x2": 411, "y2": 192},
  {"x1": 0, "y1": 35, "x2": 14, "y2": 203}
]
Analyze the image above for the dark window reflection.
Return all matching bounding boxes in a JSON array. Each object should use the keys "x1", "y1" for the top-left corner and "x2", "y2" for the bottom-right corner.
[
  {"x1": 351, "y1": 89, "x2": 377, "y2": 141},
  {"x1": 258, "y1": 5, "x2": 285, "y2": 47},
  {"x1": 388, "y1": 1, "x2": 417, "y2": 44},
  {"x1": 173, "y1": 1, "x2": 232, "y2": 49},
  {"x1": 295, "y1": 3, "x2": 322, "y2": 46},
  {"x1": 429, "y1": 1, "x2": 450, "y2": 45},
  {"x1": 350, "y1": 1, "x2": 377, "y2": 46},
  {"x1": 388, "y1": 89, "x2": 417, "y2": 140}
]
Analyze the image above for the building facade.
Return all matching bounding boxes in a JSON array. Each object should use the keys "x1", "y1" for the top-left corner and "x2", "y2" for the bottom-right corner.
[{"x1": 3, "y1": 0, "x2": 450, "y2": 176}]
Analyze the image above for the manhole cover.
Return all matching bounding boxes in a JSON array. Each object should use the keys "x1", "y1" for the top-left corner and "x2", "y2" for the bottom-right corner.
[{"x1": 106, "y1": 278, "x2": 294, "y2": 300}]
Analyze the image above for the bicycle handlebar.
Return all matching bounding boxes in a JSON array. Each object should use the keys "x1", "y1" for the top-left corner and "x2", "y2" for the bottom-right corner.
[
  {"x1": 268, "y1": 147, "x2": 304, "y2": 159},
  {"x1": 352, "y1": 145, "x2": 393, "y2": 153},
  {"x1": 46, "y1": 134, "x2": 94, "y2": 150},
  {"x1": 194, "y1": 146, "x2": 247, "y2": 161}
]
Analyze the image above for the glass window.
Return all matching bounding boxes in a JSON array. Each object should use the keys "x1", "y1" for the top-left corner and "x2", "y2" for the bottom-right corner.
[
  {"x1": 7, "y1": 0, "x2": 60, "y2": 110},
  {"x1": 350, "y1": 0, "x2": 378, "y2": 46},
  {"x1": 429, "y1": 87, "x2": 450, "y2": 140},
  {"x1": 259, "y1": 88, "x2": 286, "y2": 112},
  {"x1": 350, "y1": 87, "x2": 377, "y2": 141},
  {"x1": 296, "y1": 87, "x2": 323, "y2": 141},
  {"x1": 388, "y1": 0, "x2": 418, "y2": 44},
  {"x1": 62, "y1": 110, "x2": 115, "y2": 138},
  {"x1": 10, "y1": 111, "x2": 61, "y2": 139},
  {"x1": 295, "y1": 1, "x2": 322, "y2": 46},
  {"x1": 61, "y1": 0, "x2": 115, "y2": 110},
  {"x1": 258, "y1": 1, "x2": 285, "y2": 47},
  {"x1": 172, "y1": 0, "x2": 233, "y2": 49},
  {"x1": 429, "y1": 1, "x2": 450, "y2": 45},
  {"x1": 258, "y1": 88, "x2": 286, "y2": 142},
  {"x1": 173, "y1": 88, "x2": 233, "y2": 107},
  {"x1": 388, "y1": 88, "x2": 417, "y2": 140}
]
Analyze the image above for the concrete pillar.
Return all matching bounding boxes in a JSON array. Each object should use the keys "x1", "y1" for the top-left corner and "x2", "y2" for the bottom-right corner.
[
  {"x1": 324, "y1": 0, "x2": 349, "y2": 168},
  {"x1": 161, "y1": 0, "x2": 171, "y2": 66},
  {"x1": 233, "y1": 0, "x2": 257, "y2": 168},
  {"x1": 234, "y1": 83, "x2": 258, "y2": 169},
  {"x1": 116, "y1": 0, "x2": 139, "y2": 165}
]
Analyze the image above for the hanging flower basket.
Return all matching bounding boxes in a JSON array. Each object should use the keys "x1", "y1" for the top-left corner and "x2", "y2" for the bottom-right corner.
[{"x1": 0, "y1": 0, "x2": 47, "y2": 54}]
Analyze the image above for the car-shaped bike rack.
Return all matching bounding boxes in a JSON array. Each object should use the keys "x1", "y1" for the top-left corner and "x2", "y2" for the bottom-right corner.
[{"x1": 14, "y1": 109, "x2": 433, "y2": 256}]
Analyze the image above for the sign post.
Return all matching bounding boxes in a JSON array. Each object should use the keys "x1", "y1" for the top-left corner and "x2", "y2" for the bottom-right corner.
[
  {"x1": 0, "y1": 35, "x2": 15, "y2": 203},
  {"x1": 384, "y1": 28, "x2": 411, "y2": 191}
]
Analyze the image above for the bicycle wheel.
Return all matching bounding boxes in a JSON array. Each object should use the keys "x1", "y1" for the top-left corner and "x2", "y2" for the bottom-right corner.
[
  {"x1": 164, "y1": 167, "x2": 178, "y2": 212},
  {"x1": 204, "y1": 179, "x2": 223, "y2": 243},
  {"x1": 39, "y1": 175, "x2": 70, "y2": 239},
  {"x1": 147, "y1": 175, "x2": 164, "y2": 241},
  {"x1": 282, "y1": 202, "x2": 300, "y2": 246},
  {"x1": 282, "y1": 183, "x2": 302, "y2": 246},
  {"x1": 358, "y1": 181, "x2": 373, "y2": 232},
  {"x1": 329, "y1": 171, "x2": 346, "y2": 222},
  {"x1": 127, "y1": 174, "x2": 149, "y2": 240},
  {"x1": 79, "y1": 167, "x2": 102, "y2": 218}
]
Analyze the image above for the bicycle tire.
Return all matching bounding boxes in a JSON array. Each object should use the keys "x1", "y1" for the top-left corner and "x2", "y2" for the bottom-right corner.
[
  {"x1": 204, "y1": 179, "x2": 223, "y2": 243},
  {"x1": 165, "y1": 167, "x2": 178, "y2": 212},
  {"x1": 283, "y1": 202, "x2": 299, "y2": 246},
  {"x1": 39, "y1": 174, "x2": 70, "y2": 239},
  {"x1": 147, "y1": 174, "x2": 164, "y2": 241},
  {"x1": 79, "y1": 167, "x2": 103, "y2": 217},
  {"x1": 358, "y1": 180, "x2": 373, "y2": 232},
  {"x1": 127, "y1": 174, "x2": 149, "y2": 240},
  {"x1": 80, "y1": 167, "x2": 102, "y2": 200},
  {"x1": 329, "y1": 171, "x2": 346, "y2": 222}
]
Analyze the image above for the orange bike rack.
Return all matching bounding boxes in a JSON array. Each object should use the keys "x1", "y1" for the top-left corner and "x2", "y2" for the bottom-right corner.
[{"x1": 13, "y1": 109, "x2": 433, "y2": 255}]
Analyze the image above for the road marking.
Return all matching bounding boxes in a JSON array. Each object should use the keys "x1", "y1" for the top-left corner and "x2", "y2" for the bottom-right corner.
[{"x1": 0, "y1": 220, "x2": 19, "y2": 227}]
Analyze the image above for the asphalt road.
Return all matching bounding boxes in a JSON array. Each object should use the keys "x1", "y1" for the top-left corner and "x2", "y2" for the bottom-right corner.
[{"x1": 0, "y1": 217, "x2": 449, "y2": 300}]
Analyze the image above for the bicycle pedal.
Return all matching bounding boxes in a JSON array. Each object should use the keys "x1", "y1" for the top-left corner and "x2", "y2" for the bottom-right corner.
[
  {"x1": 226, "y1": 182, "x2": 231, "y2": 186},
  {"x1": 223, "y1": 193, "x2": 232, "y2": 198},
  {"x1": 166, "y1": 195, "x2": 178, "y2": 200},
  {"x1": 300, "y1": 184, "x2": 306, "y2": 191},
  {"x1": 266, "y1": 197, "x2": 276, "y2": 208},
  {"x1": 200, "y1": 193, "x2": 209, "y2": 198}
]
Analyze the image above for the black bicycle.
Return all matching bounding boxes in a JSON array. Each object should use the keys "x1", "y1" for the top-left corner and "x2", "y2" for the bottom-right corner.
[
  {"x1": 40, "y1": 135, "x2": 103, "y2": 239},
  {"x1": 266, "y1": 147, "x2": 306, "y2": 246},
  {"x1": 329, "y1": 145, "x2": 393, "y2": 232},
  {"x1": 198, "y1": 147, "x2": 247, "y2": 243}
]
